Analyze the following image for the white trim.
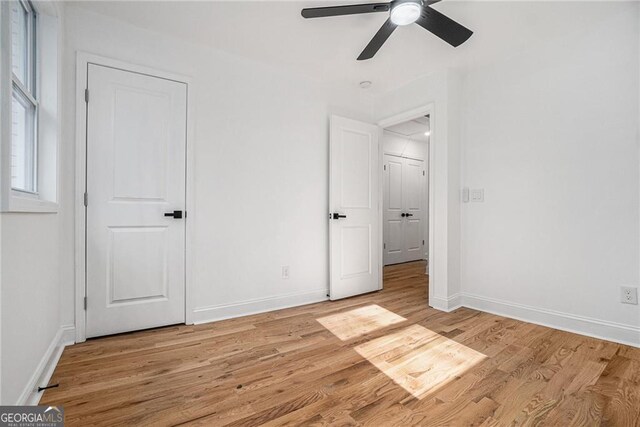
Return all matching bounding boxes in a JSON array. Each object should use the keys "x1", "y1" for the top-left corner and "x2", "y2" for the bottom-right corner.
[
  {"x1": 185, "y1": 73, "x2": 196, "y2": 325},
  {"x1": 7, "y1": 193, "x2": 58, "y2": 213},
  {"x1": 16, "y1": 325, "x2": 75, "y2": 405},
  {"x1": 377, "y1": 104, "x2": 436, "y2": 302},
  {"x1": 0, "y1": 1, "x2": 11, "y2": 212},
  {"x1": 378, "y1": 105, "x2": 434, "y2": 129},
  {"x1": 429, "y1": 293, "x2": 462, "y2": 312},
  {"x1": 382, "y1": 152, "x2": 425, "y2": 163},
  {"x1": 74, "y1": 52, "x2": 195, "y2": 342},
  {"x1": 192, "y1": 289, "x2": 329, "y2": 325},
  {"x1": 429, "y1": 292, "x2": 639, "y2": 346},
  {"x1": 461, "y1": 293, "x2": 640, "y2": 348},
  {"x1": 73, "y1": 52, "x2": 86, "y2": 342},
  {"x1": 377, "y1": 126, "x2": 384, "y2": 291}
]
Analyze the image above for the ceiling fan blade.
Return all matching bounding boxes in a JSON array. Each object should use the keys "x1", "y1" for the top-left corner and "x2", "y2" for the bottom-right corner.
[
  {"x1": 415, "y1": 6, "x2": 473, "y2": 47},
  {"x1": 301, "y1": 3, "x2": 390, "y2": 19},
  {"x1": 357, "y1": 18, "x2": 397, "y2": 61}
]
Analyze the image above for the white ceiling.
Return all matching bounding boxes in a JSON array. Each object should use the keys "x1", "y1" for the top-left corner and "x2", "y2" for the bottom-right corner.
[
  {"x1": 386, "y1": 115, "x2": 430, "y2": 142},
  {"x1": 70, "y1": 1, "x2": 624, "y2": 95}
]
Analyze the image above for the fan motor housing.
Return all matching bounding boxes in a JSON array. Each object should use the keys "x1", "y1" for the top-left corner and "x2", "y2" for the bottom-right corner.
[{"x1": 390, "y1": 0, "x2": 424, "y2": 26}]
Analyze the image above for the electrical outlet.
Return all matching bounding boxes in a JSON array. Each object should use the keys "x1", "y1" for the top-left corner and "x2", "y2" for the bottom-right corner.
[
  {"x1": 470, "y1": 189, "x2": 484, "y2": 202},
  {"x1": 282, "y1": 266, "x2": 290, "y2": 280},
  {"x1": 621, "y1": 286, "x2": 638, "y2": 305}
]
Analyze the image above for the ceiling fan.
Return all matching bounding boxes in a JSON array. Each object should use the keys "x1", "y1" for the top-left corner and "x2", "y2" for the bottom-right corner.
[{"x1": 301, "y1": 0, "x2": 473, "y2": 60}]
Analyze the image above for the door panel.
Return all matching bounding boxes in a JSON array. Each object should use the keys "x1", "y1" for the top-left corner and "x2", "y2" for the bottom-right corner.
[
  {"x1": 330, "y1": 116, "x2": 380, "y2": 300},
  {"x1": 403, "y1": 158, "x2": 425, "y2": 262},
  {"x1": 383, "y1": 155, "x2": 405, "y2": 265},
  {"x1": 387, "y1": 160, "x2": 403, "y2": 209},
  {"x1": 341, "y1": 225, "x2": 372, "y2": 277},
  {"x1": 341, "y1": 131, "x2": 372, "y2": 209},
  {"x1": 86, "y1": 64, "x2": 187, "y2": 338},
  {"x1": 404, "y1": 219, "x2": 423, "y2": 259},
  {"x1": 404, "y1": 160, "x2": 423, "y2": 211},
  {"x1": 387, "y1": 220, "x2": 403, "y2": 254},
  {"x1": 108, "y1": 226, "x2": 168, "y2": 303},
  {"x1": 112, "y1": 88, "x2": 170, "y2": 200}
]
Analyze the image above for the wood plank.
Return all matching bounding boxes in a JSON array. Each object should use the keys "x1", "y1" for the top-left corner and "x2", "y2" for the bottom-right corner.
[{"x1": 41, "y1": 261, "x2": 640, "y2": 426}]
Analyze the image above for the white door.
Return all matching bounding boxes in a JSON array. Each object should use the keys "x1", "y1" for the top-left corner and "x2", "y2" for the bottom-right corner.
[
  {"x1": 383, "y1": 155, "x2": 425, "y2": 265},
  {"x1": 86, "y1": 64, "x2": 187, "y2": 338},
  {"x1": 383, "y1": 155, "x2": 405, "y2": 265},
  {"x1": 403, "y1": 157, "x2": 425, "y2": 262},
  {"x1": 329, "y1": 115, "x2": 381, "y2": 300}
]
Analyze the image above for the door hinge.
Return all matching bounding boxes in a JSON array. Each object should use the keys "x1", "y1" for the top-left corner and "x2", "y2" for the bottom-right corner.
[
  {"x1": 85, "y1": 89, "x2": 89, "y2": 103},
  {"x1": 384, "y1": 165, "x2": 387, "y2": 171},
  {"x1": 423, "y1": 170, "x2": 425, "y2": 176},
  {"x1": 83, "y1": 296, "x2": 87, "y2": 310},
  {"x1": 384, "y1": 243, "x2": 386, "y2": 249},
  {"x1": 423, "y1": 240, "x2": 425, "y2": 245},
  {"x1": 83, "y1": 192, "x2": 88, "y2": 207}
]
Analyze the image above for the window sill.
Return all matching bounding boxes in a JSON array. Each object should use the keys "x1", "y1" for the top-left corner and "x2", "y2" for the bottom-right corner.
[{"x1": 5, "y1": 191, "x2": 58, "y2": 213}]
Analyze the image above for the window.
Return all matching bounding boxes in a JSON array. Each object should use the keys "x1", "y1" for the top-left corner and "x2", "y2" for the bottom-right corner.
[
  {"x1": 10, "y1": 0, "x2": 37, "y2": 194},
  {"x1": 2, "y1": 0, "x2": 57, "y2": 212}
]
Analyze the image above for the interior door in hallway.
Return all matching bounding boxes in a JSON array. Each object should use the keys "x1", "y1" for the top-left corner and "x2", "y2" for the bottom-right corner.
[
  {"x1": 383, "y1": 154, "x2": 425, "y2": 265},
  {"x1": 85, "y1": 63, "x2": 187, "y2": 338}
]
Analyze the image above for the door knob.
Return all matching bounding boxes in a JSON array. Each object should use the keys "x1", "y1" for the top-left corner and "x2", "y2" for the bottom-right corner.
[
  {"x1": 401, "y1": 213, "x2": 407, "y2": 217},
  {"x1": 331, "y1": 213, "x2": 347, "y2": 220},
  {"x1": 406, "y1": 213, "x2": 414, "y2": 217},
  {"x1": 164, "y1": 210, "x2": 183, "y2": 219}
]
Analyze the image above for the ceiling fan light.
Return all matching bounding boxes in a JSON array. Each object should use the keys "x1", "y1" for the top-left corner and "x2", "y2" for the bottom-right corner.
[{"x1": 390, "y1": 1, "x2": 422, "y2": 26}]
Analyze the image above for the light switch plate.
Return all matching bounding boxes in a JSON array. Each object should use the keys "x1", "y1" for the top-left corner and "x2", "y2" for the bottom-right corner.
[
  {"x1": 470, "y1": 189, "x2": 484, "y2": 202},
  {"x1": 462, "y1": 187, "x2": 469, "y2": 203}
]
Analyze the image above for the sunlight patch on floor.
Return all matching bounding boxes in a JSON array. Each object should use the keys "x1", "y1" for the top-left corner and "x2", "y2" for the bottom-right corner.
[
  {"x1": 316, "y1": 304, "x2": 407, "y2": 341},
  {"x1": 355, "y1": 324, "x2": 487, "y2": 399}
]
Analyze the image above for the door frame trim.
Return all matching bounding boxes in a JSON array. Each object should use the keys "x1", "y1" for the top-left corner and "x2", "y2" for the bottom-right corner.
[
  {"x1": 383, "y1": 152, "x2": 425, "y2": 162},
  {"x1": 378, "y1": 104, "x2": 435, "y2": 303},
  {"x1": 74, "y1": 52, "x2": 195, "y2": 342}
]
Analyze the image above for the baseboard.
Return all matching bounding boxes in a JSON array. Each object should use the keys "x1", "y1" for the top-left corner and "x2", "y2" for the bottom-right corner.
[
  {"x1": 193, "y1": 289, "x2": 329, "y2": 325},
  {"x1": 429, "y1": 293, "x2": 462, "y2": 312},
  {"x1": 461, "y1": 293, "x2": 640, "y2": 348},
  {"x1": 17, "y1": 325, "x2": 75, "y2": 405}
]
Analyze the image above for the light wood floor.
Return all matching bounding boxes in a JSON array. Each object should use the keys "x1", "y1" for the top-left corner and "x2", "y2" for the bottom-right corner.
[{"x1": 42, "y1": 261, "x2": 640, "y2": 426}]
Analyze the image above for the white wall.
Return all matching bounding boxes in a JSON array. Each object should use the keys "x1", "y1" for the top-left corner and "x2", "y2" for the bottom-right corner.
[
  {"x1": 375, "y1": 1, "x2": 639, "y2": 345},
  {"x1": 61, "y1": 6, "x2": 373, "y2": 328},
  {"x1": 1, "y1": 215, "x2": 61, "y2": 404},
  {"x1": 1, "y1": 3, "x2": 69, "y2": 405},
  {"x1": 460, "y1": 2, "x2": 639, "y2": 344}
]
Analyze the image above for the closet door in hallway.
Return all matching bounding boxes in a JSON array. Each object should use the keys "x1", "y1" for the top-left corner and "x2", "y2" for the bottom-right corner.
[{"x1": 383, "y1": 155, "x2": 425, "y2": 266}]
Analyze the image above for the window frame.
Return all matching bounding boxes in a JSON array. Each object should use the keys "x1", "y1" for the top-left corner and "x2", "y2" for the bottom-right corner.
[{"x1": 10, "y1": 0, "x2": 39, "y2": 196}]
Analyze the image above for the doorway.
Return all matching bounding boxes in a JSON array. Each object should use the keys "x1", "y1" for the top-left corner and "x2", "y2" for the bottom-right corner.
[
  {"x1": 328, "y1": 109, "x2": 433, "y2": 302},
  {"x1": 382, "y1": 116, "x2": 430, "y2": 268},
  {"x1": 80, "y1": 60, "x2": 189, "y2": 338}
]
